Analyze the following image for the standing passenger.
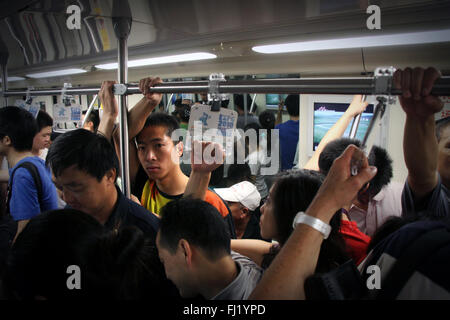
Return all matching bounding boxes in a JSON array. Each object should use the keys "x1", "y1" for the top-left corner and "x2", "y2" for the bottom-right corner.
[
  {"x1": 46, "y1": 129, "x2": 160, "y2": 240},
  {"x1": 81, "y1": 109, "x2": 100, "y2": 133},
  {"x1": 275, "y1": 95, "x2": 299, "y2": 171},
  {"x1": 0, "y1": 107, "x2": 58, "y2": 240},
  {"x1": 234, "y1": 94, "x2": 259, "y2": 130},
  {"x1": 318, "y1": 138, "x2": 403, "y2": 237},
  {"x1": 98, "y1": 79, "x2": 236, "y2": 238},
  {"x1": 156, "y1": 198, "x2": 262, "y2": 300},
  {"x1": 32, "y1": 110, "x2": 53, "y2": 161}
]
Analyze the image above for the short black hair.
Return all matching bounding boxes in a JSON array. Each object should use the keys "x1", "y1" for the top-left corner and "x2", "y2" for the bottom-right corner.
[
  {"x1": 271, "y1": 169, "x2": 326, "y2": 245},
  {"x1": 318, "y1": 138, "x2": 393, "y2": 197},
  {"x1": 3, "y1": 209, "x2": 179, "y2": 299},
  {"x1": 36, "y1": 110, "x2": 53, "y2": 131},
  {"x1": 46, "y1": 129, "x2": 119, "y2": 182},
  {"x1": 3, "y1": 209, "x2": 105, "y2": 299},
  {"x1": 158, "y1": 198, "x2": 230, "y2": 261},
  {"x1": 436, "y1": 117, "x2": 450, "y2": 142},
  {"x1": 367, "y1": 145, "x2": 393, "y2": 196},
  {"x1": 139, "y1": 112, "x2": 180, "y2": 141},
  {"x1": 173, "y1": 98, "x2": 183, "y2": 108},
  {"x1": 285, "y1": 95, "x2": 299, "y2": 117},
  {"x1": 226, "y1": 163, "x2": 253, "y2": 187},
  {"x1": 265, "y1": 169, "x2": 348, "y2": 273},
  {"x1": 83, "y1": 110, "x2": 100, "y2": 133},
  {"x1": 178, "y1": 105, "x2": 190, "y2": 123},
  {"x1": 259, "y1": 111, "x2": 275, "y2": 130},
  {"x1": 319, "y1": 138, "x2": 362, "y2": 176},
  {"x1": 234, "y1": 94, "x2": 244, "y2": 110},
  {"x1": 0, "y1": 106, "x2": 38, "y2": 152},
  {"x1": 233, "y1": 94, "x2": 257, "y2": 111}
]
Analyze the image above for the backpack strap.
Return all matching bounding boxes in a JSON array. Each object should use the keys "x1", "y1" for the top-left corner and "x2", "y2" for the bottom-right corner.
[
  {"x1": 376, "y1": 227, "x2": 450, "y2": 300},
  {"x1": 6, "y1": 161, "x2": 44, "y2": 215}
]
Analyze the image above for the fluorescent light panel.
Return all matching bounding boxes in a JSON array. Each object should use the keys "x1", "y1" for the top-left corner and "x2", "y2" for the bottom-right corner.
[
  {"x1": 252, "y1": 29, "x2": 450, "y2": 54},
  {"x1": 0, "y1": 76, "x2": 25, "y2": 82},
  {"x1": 26, "y1": 68, "x2": 87, "y2": 79},
  {"x1": 96, "y1": 52, "x2": 217, "y2": 70}
]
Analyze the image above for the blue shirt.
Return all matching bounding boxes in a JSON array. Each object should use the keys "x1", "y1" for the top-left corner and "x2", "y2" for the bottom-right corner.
[
  {"x1": 9, "y1": 156, "x2": 58, "y2": 221},
  {"x1": 275, "y1": 120, "x2": 299, "y2": 171}
]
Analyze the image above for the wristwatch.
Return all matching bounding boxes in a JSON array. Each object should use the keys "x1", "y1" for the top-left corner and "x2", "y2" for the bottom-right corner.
[{"x1": 292, "y1": 211, "x2": 331, "y2": 239}]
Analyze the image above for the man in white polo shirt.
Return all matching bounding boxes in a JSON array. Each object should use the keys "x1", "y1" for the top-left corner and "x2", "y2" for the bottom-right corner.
[{"x1": 215, "y1": 181, "x2": 262, "y2": 239}]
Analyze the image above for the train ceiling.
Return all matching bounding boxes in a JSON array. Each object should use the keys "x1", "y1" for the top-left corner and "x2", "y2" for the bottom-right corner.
[{"x1": 1, "y1": 0, "x2": 450, "y2": 88}]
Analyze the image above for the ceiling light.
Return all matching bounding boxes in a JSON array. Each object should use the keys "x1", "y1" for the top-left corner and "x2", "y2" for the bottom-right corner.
[
  {"x1": 0, "y1": 76, "x2": 26, "y2": 82},
  {"x1": 252, "y1": 29, "x2": 450, "y2": 54},
  {"x1": 26, "y1": 68, "x2": 87, "y2": 79},
  {"x1": 96, "y1": 52, "x2": 217, "y2": 70}
]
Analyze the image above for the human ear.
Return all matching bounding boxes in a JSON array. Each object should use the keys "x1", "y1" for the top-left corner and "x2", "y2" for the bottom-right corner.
[
  {"x1": 105, "y1": 168, "x2": 117, "y2": 184},
  {"x1": 241, "y1": 206, "x2": 249, "y2": 219},
  {"x1": 179, "y1": 239, "x2": 192, "y2": 266},
  {"x1": 176, "y1": 141, "x2": 184, "y2": 157},
  {"x1": 2, "y1": 136, "x2": 11, "y2": 146}
]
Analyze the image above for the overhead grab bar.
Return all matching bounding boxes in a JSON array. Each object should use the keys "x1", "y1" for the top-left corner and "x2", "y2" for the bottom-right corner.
[{"x1": 2, "y1": 75, "x2": 450, "y2": 97}]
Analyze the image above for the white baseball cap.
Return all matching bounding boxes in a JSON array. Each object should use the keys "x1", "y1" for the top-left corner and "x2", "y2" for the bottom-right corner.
[{"x1": 214, "y1": 181, "x2": 261, "y2": 211}]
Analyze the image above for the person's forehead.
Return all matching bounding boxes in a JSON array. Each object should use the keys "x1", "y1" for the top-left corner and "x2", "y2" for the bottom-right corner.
[
  {"x1": 226, "y1": 200, "x2": 241, "y2": 207},
  {"x1": 137, "y1": 125, "x2": 172, "y2": 143},
  {"x1": 40, "y1": 126, "x2": 52, "y2": 134},
  {"x1": 53, "y1": 165, "x2": 94, "y2": 182}
]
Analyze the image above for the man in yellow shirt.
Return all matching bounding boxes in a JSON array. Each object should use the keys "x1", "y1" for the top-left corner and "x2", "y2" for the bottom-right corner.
[{"x1": 99, "y1": 79, "x2": 236, "y2": 238}]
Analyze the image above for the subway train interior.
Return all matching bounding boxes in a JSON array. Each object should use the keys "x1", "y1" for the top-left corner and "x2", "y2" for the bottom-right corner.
[{"x1": 0, "y1": 0, "x2": 449, "y2": 303}]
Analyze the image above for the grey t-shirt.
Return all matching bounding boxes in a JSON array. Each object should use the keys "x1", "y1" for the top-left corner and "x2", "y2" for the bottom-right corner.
[{"x1": 212, "y1": 251, "x2": 263, "y2": 300}]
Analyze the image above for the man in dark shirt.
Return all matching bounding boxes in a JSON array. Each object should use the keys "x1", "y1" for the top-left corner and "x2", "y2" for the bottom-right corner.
[
  {"x1": 275, "y1": 94, "x2": 300, "y2": 171},
  {"x1": 46, "y1": 129, "x2": 159, "y2": 239}
]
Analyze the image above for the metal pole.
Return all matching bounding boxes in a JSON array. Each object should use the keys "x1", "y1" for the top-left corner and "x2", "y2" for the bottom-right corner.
[
  {"x1": 2, "y1": 77, "x2": 450, "y2": 96},
  {"x1": 349, "y1": 114, "x2": 361, "y2": 139},
  {"x1": 244, "y1": 93, "x2": 248, "y2": 126},
  {"x1": 0, "y1": 65, "x2": 6, "y2": 106},
  {"x1": 165, "y1": 93, "x2": 173, "y2": 113},
  {"x1": 349, "y1": 95, "x2": 366, "y2": 139},
  {"x1": 112, "y1": 0, "x2": 132, "y2": 198},
  {"x1": 81, "y1": 94, "x2": 98, "y2": 128},
  {"x1": 0, "y1": 51, "x2": 9, "y2": 106},
  {"x1": 250, "y1": 94, "x2": 257, "y2": 113}
]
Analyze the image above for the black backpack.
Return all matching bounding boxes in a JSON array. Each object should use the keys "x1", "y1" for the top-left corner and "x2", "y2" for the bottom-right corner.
[
  {"x1": 304, "y1": 226, "x2": 450, "y2": 300},
  {"x1": 0, "y1": 162, "x2": 43, "y2": 272}
]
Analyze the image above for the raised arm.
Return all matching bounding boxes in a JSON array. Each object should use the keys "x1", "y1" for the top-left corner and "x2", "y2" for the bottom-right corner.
[
  {"x1": 393, "y1": 67, "x2": 443, "y2": 199},
  {"x1": 249, "y1": 145, "x2": 377, "y2": 299},
  {"x1": 275, "y1": 99, "x2": 284, "y2": 126},
  {"x1": 230, "y1": 239, "x2": 272, "y2": 267},
  {"x1": 304, "y1": 95, "x2": 368, "y2": 171},
  {"x1": 127, "y1": 77, "x2": 162, "y2": 140},
  {"x1": 184, "y1": 141, "x2": 224, "y2": 200},
  {"x1": 123, "y1": 78, "x2": 163, "y2": 185},
  {"x1": 97, "y1": 81, "x2": 119, "y2": 140},
  {"x1": 99, "y1": 78, "x2": 162, "y2": 185}
]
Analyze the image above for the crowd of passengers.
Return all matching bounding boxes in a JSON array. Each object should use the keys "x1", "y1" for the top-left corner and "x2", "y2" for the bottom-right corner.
[{"x1": 0, "y1": 67, "x2": 448, "y2": 300}]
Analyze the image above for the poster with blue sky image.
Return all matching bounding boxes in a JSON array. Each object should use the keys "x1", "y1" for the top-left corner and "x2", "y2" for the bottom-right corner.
[{"x1": 313, "y1": 102, "x2": 374, "y2": 150}]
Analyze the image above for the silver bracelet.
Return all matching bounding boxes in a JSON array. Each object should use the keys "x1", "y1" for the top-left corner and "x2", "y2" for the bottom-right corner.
[{"x1": 292, "y1": 211, "x2": 331, "y2": 239}]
